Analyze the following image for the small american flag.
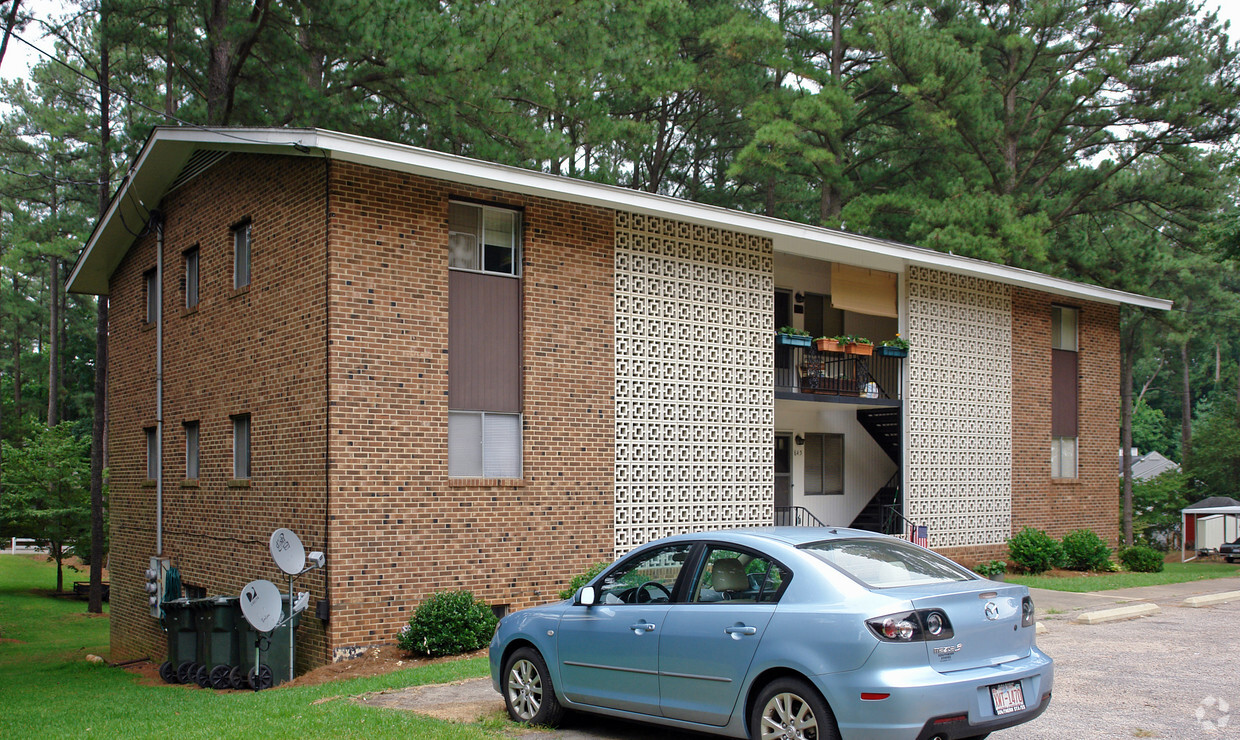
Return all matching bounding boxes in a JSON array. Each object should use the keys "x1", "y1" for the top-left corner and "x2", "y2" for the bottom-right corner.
[{"x1": 910, "y1": 525, "x2": 928, "y2": 548}]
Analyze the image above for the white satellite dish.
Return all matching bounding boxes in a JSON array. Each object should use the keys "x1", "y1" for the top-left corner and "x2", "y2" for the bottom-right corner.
[
  {"x1": 269, "y1": 528, "x2": 306, "y2": 575},
  {"x1": 239, "y1": 579, "x2": 283, "y2": 632}
]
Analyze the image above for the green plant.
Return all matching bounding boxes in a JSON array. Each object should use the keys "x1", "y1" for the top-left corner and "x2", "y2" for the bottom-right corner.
[
  {"x1": 397, "y1": 590, "x2": 498, "y2": 657},
  {"x1": 841, "y1": 334, "x2": 872, "y2": 345},
  {"x1": 974, "y1": 560, "x2": 1007, "y2": 578},
  {"x1": 558, "y1": 561, "x2": 609, "y2": 599},
  {"x1": 1119, "y1": 545, "x2": 1165, "y2": 573},
  {"x1": 880, "y1": 334, "x2": 910, "y2": 350},
  {"x1": 777, "y1": 325, "x2": 810, "y2": 336},
  {"x1": 1060, "y1": 529, "x2": 1113, "y2": 571},
  {"x1": 1007, "y1": 527, "x2": 1064, "y2": 574}
]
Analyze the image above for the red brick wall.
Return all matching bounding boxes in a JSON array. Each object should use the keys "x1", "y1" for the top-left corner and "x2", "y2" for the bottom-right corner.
[
  {"x1": 1011, "y1": 288, "x2": 1120, "y2": 547},
  {"x1": 107, "y1": 153, "x2": 330, "y2": 665},
  {"x1": 325, "y1": 162, "x2": 615, "y2": 657}
]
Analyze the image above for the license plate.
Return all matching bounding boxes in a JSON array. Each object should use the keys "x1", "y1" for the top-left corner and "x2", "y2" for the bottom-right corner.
[{"x1": 990, "y1": 681, "x2": 1026, "y2": 715}]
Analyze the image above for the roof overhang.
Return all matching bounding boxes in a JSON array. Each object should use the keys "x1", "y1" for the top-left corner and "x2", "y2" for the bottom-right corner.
[{"x1": 68, "y1": 126, "x2": 1175, "y2": 310}]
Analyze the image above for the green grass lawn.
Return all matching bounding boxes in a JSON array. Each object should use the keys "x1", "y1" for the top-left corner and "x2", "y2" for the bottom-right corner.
[
  {"x1": 0, "y1": 555, "x2": 496, "y2": 739},
  {"x1": 1007, "y1": 560, "x2": 1240, "y2": 592}
]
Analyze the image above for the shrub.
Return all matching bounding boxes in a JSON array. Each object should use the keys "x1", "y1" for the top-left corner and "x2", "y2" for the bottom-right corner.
[
  {"x1": 974, "y1": 560, "x2": 1007, "y2": 578},
  {"x1": 397, "y1": 590, "x2": 497, "y2": 657},
  {"x1": 1120, "y1": 545, "x2": 1165, "y2": 573},
  {"x1": 1007, "y1": 527, "x2": 1064, "y2": 574},
  {"x1": 558, "y1": 562, "x2": 609, "y2": 600},
  {"x1": 1060, "y1": 529, "x2": 1112, "y2": 571}
]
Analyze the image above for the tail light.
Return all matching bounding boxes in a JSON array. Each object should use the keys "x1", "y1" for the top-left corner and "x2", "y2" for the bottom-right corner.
[
  {"x1": 867, "y1": 610, "x2": 955, "y2": 642},
  {"x1": 1021, "y1": 596, "x2": 1036, "y2": 628}
]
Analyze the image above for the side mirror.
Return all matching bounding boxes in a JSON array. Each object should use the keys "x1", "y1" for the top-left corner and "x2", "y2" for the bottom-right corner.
[{"x1": 576, "y1": 585, "x2": 596, "y2": 607}]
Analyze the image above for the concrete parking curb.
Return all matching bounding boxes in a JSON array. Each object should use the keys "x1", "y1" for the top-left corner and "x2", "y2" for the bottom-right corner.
[
  {"x1": 1074, "y1": 602, "x2": 1159, "y2": 624},
  {"x1": 1183, "y1": 590, "x2": 1240, "y2": 607}
]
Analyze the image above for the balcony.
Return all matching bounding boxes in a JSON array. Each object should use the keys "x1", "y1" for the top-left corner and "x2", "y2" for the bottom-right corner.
[{"x1": 774, "y1": 345, "x2": 903, "y2": 402}]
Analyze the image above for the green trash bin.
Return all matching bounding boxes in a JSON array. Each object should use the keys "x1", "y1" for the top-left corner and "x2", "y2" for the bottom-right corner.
[
  {"x1": 190, "y1": 596, "x2": 243, "y2": 689},
  {"x1": 158, "y1": 598, "x2": 197, "y2": 684},
  {"x1": 236, "y1": 594, "x2": 301, "y2": 690}
]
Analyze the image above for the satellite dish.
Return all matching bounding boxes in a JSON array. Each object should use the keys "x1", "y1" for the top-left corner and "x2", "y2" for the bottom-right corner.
[
  {"x1": 269, "y1": 528, "x2": 305, "y2": 575},
  {"x1": 239, "y1": 579, "x2": 283, "y2": 632}
]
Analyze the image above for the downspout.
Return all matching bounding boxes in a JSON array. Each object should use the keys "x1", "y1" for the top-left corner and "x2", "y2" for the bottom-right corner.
[{"x1": 153, "y1": 210, "x2": 165, "y2": 555}]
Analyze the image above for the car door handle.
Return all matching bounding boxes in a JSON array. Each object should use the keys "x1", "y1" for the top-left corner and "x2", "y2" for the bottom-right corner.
[
  {"x1": 629, "y1": 622, "x2": 656, "y2": 634},
  {"x1": 725, "y1": 625, "x2": 757, "y2": 636}
]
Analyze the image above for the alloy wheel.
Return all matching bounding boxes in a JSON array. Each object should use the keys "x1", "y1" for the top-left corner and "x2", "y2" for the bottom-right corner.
[
  {"x1": 506, "y1": 658, "x2": 543, "y2": 721},
  {"x1": 759, "y1": 691, "x2": 819, "y2": 740}
]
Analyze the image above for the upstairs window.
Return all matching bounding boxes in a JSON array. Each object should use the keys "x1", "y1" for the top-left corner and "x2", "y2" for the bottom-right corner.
[
  {"x1": 1051, "y1": 305, "x2": 1079, "y2": 478},
  {"x1": 144, "y1": 269, "x2": 159, "y2": 323},
  {"x1": 145, "y1": 427, "x2": 158, "y2": 480},
  {"x1": 233, "y1": 222, "x2": 251, "y2": 289},
  {"x1": 448, "y1": 202, "x2": 519, "y2": 276},
  {"x1": 232, "y1": 414, "x2": 251, "y2": 480},
  {"x1": 184, "y1": 421, "x2": 200, "y2": 480},
  {"x1": 184, "y1": 247, "x2": 199, "y2": 308}
]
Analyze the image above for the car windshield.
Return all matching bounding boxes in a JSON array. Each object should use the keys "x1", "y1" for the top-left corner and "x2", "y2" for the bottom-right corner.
[{"x1": 802, "y1": 538, "x2": 973, "y2": 589}]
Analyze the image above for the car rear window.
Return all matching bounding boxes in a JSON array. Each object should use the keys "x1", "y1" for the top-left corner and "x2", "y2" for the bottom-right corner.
[{"x1": 801, "y1": 538, "x2": 974, "y2": 588}]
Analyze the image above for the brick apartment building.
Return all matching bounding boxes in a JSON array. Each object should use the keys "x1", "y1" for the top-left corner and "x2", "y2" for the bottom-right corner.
[{"x1": 68, "y1": 127, "x2": 1169, "y2": 668}]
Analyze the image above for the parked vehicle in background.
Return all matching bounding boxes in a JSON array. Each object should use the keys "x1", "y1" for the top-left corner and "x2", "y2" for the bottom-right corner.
[
  {"x1": 1219, "y1": 537, "x2": 1240, "y2": 563},
  {"x1": 490, "y1": 527, "x2": 1053, "y2": 740}
]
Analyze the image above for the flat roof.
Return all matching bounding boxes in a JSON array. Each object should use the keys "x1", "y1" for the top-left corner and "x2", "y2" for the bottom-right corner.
[{"x1": 67, "y1": 126, "x2": 1173, "y2": 310}]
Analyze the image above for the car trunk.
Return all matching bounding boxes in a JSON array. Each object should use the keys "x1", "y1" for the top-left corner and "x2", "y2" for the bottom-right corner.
[{"x1": 909, "y1": 583, "x2": 1033, "y2": 674}]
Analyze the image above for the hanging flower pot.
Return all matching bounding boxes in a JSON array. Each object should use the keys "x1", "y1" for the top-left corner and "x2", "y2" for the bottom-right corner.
[{"x1": 814, "y1": 337, "x2": 843, "y2": 353}]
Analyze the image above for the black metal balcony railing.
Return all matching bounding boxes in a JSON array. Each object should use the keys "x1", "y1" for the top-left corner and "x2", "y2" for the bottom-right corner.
[{"x1": 774, "y1": 345, "x2": 903, "y2": 400}]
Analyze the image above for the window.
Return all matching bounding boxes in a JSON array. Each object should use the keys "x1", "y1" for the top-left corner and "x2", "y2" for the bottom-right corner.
[
  {"x1": 145, "y1": 427, "x2": 158, "y2": 480},
  {"x1": 448, "y1": 202, "x2": 519, "y2": 275},
  {"x1": 803, "y1": 538, "x2": 973, "y2": 589},
  {"x1": 448, "y1": 411, "x2": 521, "y2": 478},
  {"x1": 597, "y1": 543, "x2": 694, "y2": 605},
  {"x1": 183, "y1": 247, "x2": 199, "y2": 308},
  {"x1": 144, "y1": 269, "x2": 159, "y2": 323},
  {"x1": 804, "y1": 433, "x2": 844, "y2": 495},
  {"x1": 1051, "y1": 305, "x2": 1079, "y2": 478},
  {"x1": 691, "y1": 547, "x2": 790, "y2": 603},
  {"x1": 184, "y1": 421, "x2": 199, "y2": 480},
  {"x1": 233, "y1": 222, "x2": 251, "y2": 289},
  {"x1": 232, "y1": 414, "x2": 251, "y2": 479}
]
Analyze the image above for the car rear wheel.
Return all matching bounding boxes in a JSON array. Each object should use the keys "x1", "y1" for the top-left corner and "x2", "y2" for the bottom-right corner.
[
  {"x1": 502, "y1": 647, "x2": 564, "y2": 727},
  {"x1": 750, "y1": 677, "x2": 840, "y2": 740}
]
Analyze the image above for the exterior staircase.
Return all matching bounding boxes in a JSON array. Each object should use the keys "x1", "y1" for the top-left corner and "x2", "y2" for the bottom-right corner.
[{"x1": 850, "y1": 408, "x2": 902, "y2": 534}]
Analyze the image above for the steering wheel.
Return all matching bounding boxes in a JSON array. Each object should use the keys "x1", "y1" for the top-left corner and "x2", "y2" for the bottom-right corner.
[{"x1": 635, "y1": 581, "x2": 672, "y2": 603}]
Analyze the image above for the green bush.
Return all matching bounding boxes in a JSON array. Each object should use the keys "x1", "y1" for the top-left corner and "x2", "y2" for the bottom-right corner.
[
  {"x1": 974, "y1": 560, "x2": 1007, "y2": 578},
  {"x1": 397, "y1": 590, "x2": 497, "y2": 657},
  {"x1": 1119, "y1": 545, "x2": 1165, "y2": 573},
  {"x1": 1060, "y1": 529, "x2": 1112, "y2": 571},
  {"x1": 1007, "y1": 527, "x2": 1064, "y2": 574},
  {"x1": 559, "y1": 562, "x2": 609, "y2": 600}
]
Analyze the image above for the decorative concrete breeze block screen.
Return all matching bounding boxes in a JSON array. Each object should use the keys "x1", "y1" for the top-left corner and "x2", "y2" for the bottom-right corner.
[
  {"x1": 906, "y1": 266, "x2": 1013, "y2": 548},
  {"x1": 613, "y1": 212, "x2": 775, "y2": 555}
]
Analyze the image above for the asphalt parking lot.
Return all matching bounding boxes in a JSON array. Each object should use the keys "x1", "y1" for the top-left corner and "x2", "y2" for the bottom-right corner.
[{"x1": 369, "y1": 579, "x2": 1240, "y2": 739}]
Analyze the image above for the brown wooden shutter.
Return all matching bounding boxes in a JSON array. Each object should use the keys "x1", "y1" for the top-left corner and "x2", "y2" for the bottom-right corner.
[
  {"x1": 1051, "y1": 348, "x2": 1078, "y2": 437},
  {"x1": 449, "y1": 271, "x2": 520, "y2": 412}
]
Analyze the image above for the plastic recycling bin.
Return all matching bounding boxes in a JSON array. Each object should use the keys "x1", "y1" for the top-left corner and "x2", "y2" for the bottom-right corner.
[
  {"x1": 158, "y1": 598, "x2": 198, "y2": 684},
  {"x1": 236, "y1": 594, "x2": 301, "y2": 690}
]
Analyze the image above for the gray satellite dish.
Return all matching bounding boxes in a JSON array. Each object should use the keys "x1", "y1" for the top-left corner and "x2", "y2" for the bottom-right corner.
[
  {"x1": 269, "y1": 528, "x2": 306, "y2": 575},
  {"x1": 240, "y1": 579, "x2": 283, "y2": 632}
]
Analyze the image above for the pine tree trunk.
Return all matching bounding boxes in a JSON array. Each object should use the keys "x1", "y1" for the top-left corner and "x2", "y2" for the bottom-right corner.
[
  {"x1": 47, "y1": 257, "x2": 60, "y2": 427},
  {"x1": 1181, "y1": 340, "x2": 1192, "y2": 464},
  {"x1": 90, "y1": 7, "x2": 111, "y2": 616},
  {"x1": 1120, "y1": 338, "x2": 1135, "y2": 547}
]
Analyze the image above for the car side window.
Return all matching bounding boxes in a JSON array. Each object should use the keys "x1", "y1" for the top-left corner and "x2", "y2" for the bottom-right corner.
[
  {"x1": 692, "y1": 547, "x2": 790, "y2": 604},
  {"x1": 597, "y1": 544, "x2": 694, "y2": 605}
]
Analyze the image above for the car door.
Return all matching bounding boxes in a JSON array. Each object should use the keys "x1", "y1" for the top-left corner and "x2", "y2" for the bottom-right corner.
[
  {"x1": 556, "y1": 542, "x2": 694, "y2": 716},
  {"x1": 659, "y1": 546, "x2": 791, "y2": 726}
]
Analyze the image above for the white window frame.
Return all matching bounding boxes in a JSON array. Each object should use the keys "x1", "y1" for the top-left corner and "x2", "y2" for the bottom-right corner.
[
  {"x1": 448, "y1": 201, "x2": 520, "y2": 277},
  {"x1": 145, "y1": 269, "x2": 159, "y2": 323},
  {"x1": 448, "y1": 410, "x2": 522, "y2": 478},
  {"x1": 145, "y1": 427, "x2": 158, "y2": 480},
  {"x1": 184, "y1": 421, "x2": 199, "y2": 480},
  {"x1": 184, "y1": 247, "x2": 199, "y2": 308},
  {"x1": 1051, "y1": 436, "x2": 1077, "y2": 479},
  {"x1": 233, "y1": 222, "x2": 251, "y2": 289},
  {"x1": 1052, "y1": 305, "x2": 1078, "y2": 351},
  {"x1": 232, "y1": 414, "x2": 251, "y2": 480}
]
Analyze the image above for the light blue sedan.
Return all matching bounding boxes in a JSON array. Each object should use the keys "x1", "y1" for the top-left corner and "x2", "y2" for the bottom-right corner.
[{"x1": 490, "y1": 528, "x2": 1053, "y2": 740}]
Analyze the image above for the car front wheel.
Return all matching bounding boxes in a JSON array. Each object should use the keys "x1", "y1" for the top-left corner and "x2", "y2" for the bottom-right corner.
[
  {"x1": 502, "y1": 647, "x2": 564, "y2": 727},
  {"x1": 750, "y1": 677, "x2": 840, "y2": 740}
]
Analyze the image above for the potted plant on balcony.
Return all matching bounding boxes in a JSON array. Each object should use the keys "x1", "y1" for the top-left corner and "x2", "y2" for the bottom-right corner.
[
  {"x1": 876, "y1": 335, "x2": 910, "y2": 358},
  {"x1": 776, "y1": 326, "x2": 812, "y2": 348},
  {"x1": 813, "y1": 336, "x2": 844, "y2": 353},
  {"x1": 843, "y1": 335, "x2": 874, "y2": 356}
]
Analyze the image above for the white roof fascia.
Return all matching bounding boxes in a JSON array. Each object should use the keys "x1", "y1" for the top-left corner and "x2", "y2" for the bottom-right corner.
[{"x1": 70, "y1": 127, "x2": 1175, "y2": 311}]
